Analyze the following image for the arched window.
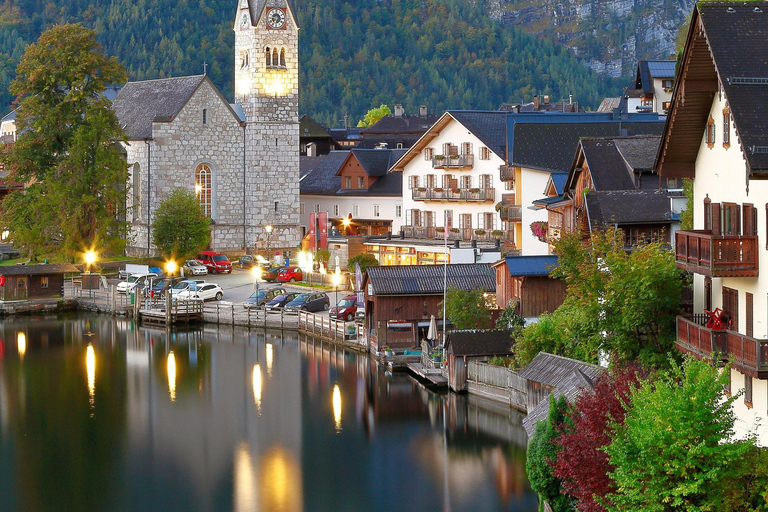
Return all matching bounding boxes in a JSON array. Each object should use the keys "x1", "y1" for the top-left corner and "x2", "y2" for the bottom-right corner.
[
  {"x1": 280, "y1": 48, "x2": 286, "y2": 67},
  {"x1": 240, "y1": 50, "x2": 249, "y2": 69},
  {"x1": 272, "y1": 48, "x2": 279, "y2": 66},
  {"x1": 195, "y1": 163, "x2": 212, "y2": 218},
  {"x1": 265, "y1": 47, "x2": 271, "y2": 67}
]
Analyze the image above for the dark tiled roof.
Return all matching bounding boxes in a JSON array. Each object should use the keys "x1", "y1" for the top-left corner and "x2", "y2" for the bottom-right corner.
[
  {"x1": 635, "y1": 60, "x2": 676, "y2": 94},
  {"x1": 356, "y1": 134, "x2": 421, "y2": 150},
  {"x1": 299, "y1": 151, "x2": 347, "y2": 195},
  {"x1": 509, "y1": 115, "x2": 665, "y2": 173},
  {"x1": 0, "y1": 263, "x2": 79, "y2": 276},
  {"x1": 112, "y1": 75, "x2": 206, "y2": 139},
  {"x1": 504, "y1": 255, "x2": 559, "y2": 277},
  {"x1": 613, "y1": 135, "x2": 660, "y2": 172},
  {"x1": 700, "y1": 2, "x2": 768, "y2": 174},
  {"x1": 300, "y1": 155, "x2": 325, "y2": 178},
  {"x1": 586, "y1": 190, "x2": 675, "y2": 229},
  {"x1": 300, "y1": 114, "x2": 331, "y2": 139},
  {"x1": 445, "y1": 330, "x2": 513, "y2": 356},
  {"x1": 581, "y1": 139, "x2": 636, "y2": 191},
  {"x1": 361, "y1": 114, "x2": 440, "y2": 135},
  {"x1": 597, "y1": 97, "x2": 621, "y2": 112},
  {"x1": 448, "y1": 111, "x2": 507, "y2": 159},
  {"x1": 365, "y1": 171, "x2": 402, "y2": 196},
  {"x1": 550, "y1": 173, "x2": 568, "y2": 194},
  {"x1": 366, "y1": 264, "x2": 495, "y2": 295},
  {"x1": 352, "y1": 149, "x2": 395, "y2": 177}
]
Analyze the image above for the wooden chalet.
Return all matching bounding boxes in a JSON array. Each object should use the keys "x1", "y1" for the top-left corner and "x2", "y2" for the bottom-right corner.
[
  {"x1": 0, "y1": 263, "x2": 79, "y2": 302},
  {"x1": 362, "y1": 263, "x2": 496, "y2": 352},
  {"x1": 444, "y1": 329, "x2": 513, "y2": 392},
  {"x1": 493, "y1": 255, "x2": 565, "y2": 319}
]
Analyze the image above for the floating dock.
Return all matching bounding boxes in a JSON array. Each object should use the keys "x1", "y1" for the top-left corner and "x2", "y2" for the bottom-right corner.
[{"x1": 405, "y1": 362, "x2": 448, "y2": 388}]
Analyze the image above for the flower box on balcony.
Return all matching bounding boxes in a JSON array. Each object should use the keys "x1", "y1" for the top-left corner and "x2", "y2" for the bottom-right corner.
[
  {"x1": 475, "y1": 229, "x2": 486, "y2": 236},
  {"x1": 417, "y1": 187, "x2": 426, "y2": 192}
]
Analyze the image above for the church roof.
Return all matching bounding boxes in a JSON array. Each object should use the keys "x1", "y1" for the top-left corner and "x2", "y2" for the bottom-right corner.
[
  {"x1": 113, "y1": 75, "x2": 207, "y2": 140},
  {"x1": 248, "y1": 0, "x2": 297, "y2": 29}
]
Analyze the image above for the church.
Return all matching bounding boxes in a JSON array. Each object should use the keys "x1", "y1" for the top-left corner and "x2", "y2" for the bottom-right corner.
[{"x1": 112, "y1": 0, "x2": 301, "y2": 256}]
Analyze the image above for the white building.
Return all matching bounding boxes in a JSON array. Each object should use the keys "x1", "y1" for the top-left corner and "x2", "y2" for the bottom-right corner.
[
  {"x1": 625, "y1": 60, "x2": 676, "y2": 114},
  {"x1": 658, "y1": 2, "x2": 768, "y2": 444}
]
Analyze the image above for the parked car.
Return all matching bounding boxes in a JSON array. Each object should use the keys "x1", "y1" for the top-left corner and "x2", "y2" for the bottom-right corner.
[
  {"x1": 197, "y1": 251, "x2": 233, "y2": 274},
  {"x1": 117, "y1": 273, "x2": 158, "y2": 294},
  {"x1": 329, "y1": 295, "x2": 359, "y2": 321},
  {"x1": 169, "y1": 279, "x2": 206, "y2": 296},
  {"x1": 355, "y1": 303, "x2": 365, "y2": 323},
  {"x1": 238, "y1": 255, "x2": 272, "y2": 270},
  {"x1": 284, "y1": 292, "x2": 330, "y2": 313},
  {"x1": 174, "y1": 283, "x2": 223, "y2": 301},
  {"x1": 182, "y1": 259, "x2": 208, "y2": 276},
  {"x1": 263, "y1": 266, "x2": 285, "y2": 282},
  {"x1": 243, "y1": 287, "x2": 287, "y2": 309},
  {"x1": 150, "y1": 277, "x2": 186, "y2": 297},
  {"x1": 265, "y1": 292, "x2": 300, "y2": 312},
  {"x1": 276, "y1": 266, "x2": 303, "y2": 283}
]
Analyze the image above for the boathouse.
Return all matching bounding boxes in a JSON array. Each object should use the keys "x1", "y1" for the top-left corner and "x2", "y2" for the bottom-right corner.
[
  {"x1": 0, "y1": 263, "x2": 79, "y2": 301},
  {"x1": 444, "y1": 329, "x2": 514, "y2": 392},
  {"x1": 493, "y1": 255, "x2": 565, "y2": 320},
  {"x1": 362, "y1": 263, "x2": 496, "y2": 352}
]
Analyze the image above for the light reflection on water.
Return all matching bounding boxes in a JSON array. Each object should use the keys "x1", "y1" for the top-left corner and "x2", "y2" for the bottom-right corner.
[{"x1": 0, "y1": 314, "x2": 536, "y2": 512}]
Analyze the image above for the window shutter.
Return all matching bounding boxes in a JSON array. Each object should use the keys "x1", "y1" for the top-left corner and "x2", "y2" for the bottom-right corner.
[
  {"x1": 406, "y1": 209, "x2": 412, "y2": 226},
  {"x1": 703, "y1": 197, "x2": 711, "y2": 231},
  {"x1": 732, "y1": 204, "x2": 741, "y2": 236},
  {"x1": 747, "y1": 292, "x2": 754, "y2": 338},
  {"x1": 744, "y1": 204, "x2": 755, "y2": 236},
  {"x1": 711, "y1": 203, "x2": 721, "y2": 237}
]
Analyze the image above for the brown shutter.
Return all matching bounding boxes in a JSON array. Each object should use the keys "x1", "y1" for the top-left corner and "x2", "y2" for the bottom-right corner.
[
  {"x1": 722, "y1": 287, "x2": 738, "y2": 331},
  {"x1": 746, "y1": 292, "x2": 753, "y2": 338},
  {"x1": 743, "y1": 204, "x2": 755, "y2": 236},
  {"x1": 704, "y1": 197, "x2": 712, "y2": 231},
  {"x1": 732, "y1": 204, "x2": 741, "y2": 236},
  {"x1": 711, "y1": 203, "x2": 721, "y2": 236}
]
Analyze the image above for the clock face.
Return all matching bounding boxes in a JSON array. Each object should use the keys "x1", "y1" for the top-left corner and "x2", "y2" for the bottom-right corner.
[
  {"x1": 266, "y1": 8, "x2": 286, "y2": 29},
  {"x1": 240, "y1": 13, "x2": 249, "y2": 29}
]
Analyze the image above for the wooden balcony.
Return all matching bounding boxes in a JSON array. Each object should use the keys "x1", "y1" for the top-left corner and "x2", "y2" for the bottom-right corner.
[
  {"x1": 500, "y1": 165, "x2": 516, "y2": 182},
  {"x1": 401, "y1": 225, "x2": 514, "y2": 243},
  {"x1": 674, "y1": 230, "x2": 758, "y2": 277},
  {"x1": 500, "y1": 204, "x2": 522, "y2": 222},
  {"x1": 412, "y1": 187, "x2": 495, "y2": 202},
  {"x1": 676, "y1": 315, "x2": 768, "y2": 378},
  {"x1": 432, "y1": 154, "x2": 474, "y2": 170}
]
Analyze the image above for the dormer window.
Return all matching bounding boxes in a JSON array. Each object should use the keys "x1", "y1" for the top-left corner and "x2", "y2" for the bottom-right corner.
[
  {"x1": 706, "y1": 116, "x2": 715, "y2": 148},
  {"x1": 723, "y1": 107, "x2": 730, "y2": 148}
]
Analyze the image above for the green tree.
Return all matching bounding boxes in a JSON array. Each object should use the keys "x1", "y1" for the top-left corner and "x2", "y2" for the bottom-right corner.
[
  {"x1": 152, "y1": 188, "x2": 211, "y2": 258},
  {"x1": 356, "y1": 104, "x2": 391, "y2": 127},
  {"x1": 680, "y1": 178, "x2": 693, "y2": 230},
  {"x1": 526, "y1": 395, "x2": 574, "y2": 512},
  {"x1": 441, "y1": 286, "x2": 493, "y2": 329},
  {"x1": 1, "y1": 23, "x2": 127, "y2": 259},
  {"x1": 604, "y1": 358, "x2": 756, "y2": 511},
  {"x1": 347, "y1": 253, "x2": 379, "y2": 273}
]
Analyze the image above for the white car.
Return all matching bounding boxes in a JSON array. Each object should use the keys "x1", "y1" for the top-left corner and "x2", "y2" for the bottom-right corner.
[
  {"x1": 174, "y1": 283, "x2": 223, "y2": 301},
  {"x1": 117, "y1": 273, "x2": 158, "y2": 294},
  {"x1": 169, "y1": 279, "x2": 206, "y2": 296},
  {"x1": 182, "y1": 259, "x2": 208, "y2": 276}
]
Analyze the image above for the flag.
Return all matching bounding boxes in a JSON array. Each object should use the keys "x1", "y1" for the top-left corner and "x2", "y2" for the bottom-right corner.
[{"x1": 444, "y1": 210, "x2": 451, "y2": 241}]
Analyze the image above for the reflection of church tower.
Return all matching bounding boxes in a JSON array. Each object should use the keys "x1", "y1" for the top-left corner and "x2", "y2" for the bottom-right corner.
[{"x1": 234, "y1": 0, "x2": 300, "y2": 249}]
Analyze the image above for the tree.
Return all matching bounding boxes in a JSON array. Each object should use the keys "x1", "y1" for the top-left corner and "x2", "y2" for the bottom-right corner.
[
  {"x1": 526, "y1": 395, "x2": 574, "y2": 512},
  {"x1": 152, "y1": 188, "x2": 211, "y2": 258},
  {"x1": 441, "y1": 287, "x2": 493, "y2": 329},
  {"x1": 553, "y1": 364, "x2": 648, "y2": 512},
  {"x1": 604, "y1": 358, "x2": 755, "y2": 511},
  {"x1": 357, "y1": 104, "x2": 391, "y2": 127},
  {"x1": 1, "y1": 23, "x2": 128, "y2": 259},
  {"x1": 347, "y1": 253, "x2": 379, "y2": 273},
  {"x1": 495, "y1": 300, "x2": 525, "y2": 330}
]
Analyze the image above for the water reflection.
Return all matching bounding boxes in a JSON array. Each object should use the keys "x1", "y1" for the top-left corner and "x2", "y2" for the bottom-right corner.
[
  {"x1": 0, "y1": 315, "x2": 536, "y2": 512},
  {"x1": 16, "y1": 332, "x2": 25, "y2": 360}
]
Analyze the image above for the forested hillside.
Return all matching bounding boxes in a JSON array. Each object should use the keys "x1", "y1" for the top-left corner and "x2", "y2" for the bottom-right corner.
[{"x1": 0, "y1": 0, "x2": 633, "y2": 126}]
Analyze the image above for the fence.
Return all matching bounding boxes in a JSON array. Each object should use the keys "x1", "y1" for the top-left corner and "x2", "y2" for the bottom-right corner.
[
  {"x1": 298, "y1": 310, "x2": 367, "y2": 351},
  {"x1": 467, "y1": 360, "x2": 527, "y2": 410}
]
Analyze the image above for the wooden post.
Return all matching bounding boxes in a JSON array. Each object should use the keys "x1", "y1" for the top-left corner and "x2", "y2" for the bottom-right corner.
[{"x1": 166, "y1": 291, "x2": 171, "y2": 324}]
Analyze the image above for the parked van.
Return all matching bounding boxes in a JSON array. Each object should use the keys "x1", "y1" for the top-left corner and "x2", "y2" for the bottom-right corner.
[
  {"x1": 196, "y1": 251, "x2": 233, "y2": 274},
  {"x1": 116, "y1": 273, "x2": 158, "y2": 294}
]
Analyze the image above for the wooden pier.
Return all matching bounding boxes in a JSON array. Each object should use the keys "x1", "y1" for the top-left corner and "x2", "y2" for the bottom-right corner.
[
  {"x1": 297, "y1": 310, "x2": 368, "y2": 352},
  {"x1": 136, "y1": 297, "x2": 204, "y2": 326},
  {"x1": 405, "y1": 362, "x2": 448, "y2": 388}
]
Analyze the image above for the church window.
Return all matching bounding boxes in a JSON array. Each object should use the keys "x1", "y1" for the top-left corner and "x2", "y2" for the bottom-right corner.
[
  {"x1": 195, "y1": 163, "x2": 212, "y2": 217},
  {"x1": 202, "y1": 109, "x2": 208, "y2": 125},
  {"x1": 240, "y1": 50, "x2": 249, "y2": 69},
  {"x1": 265, "y1": 47, "x2": 271, "y2": 67},
  {"x1": 280, "y1": 48, "x2": 286, "y2": 67},
  {"x1": 272, "y1": 49, "x2": 279, "y2": 67}
]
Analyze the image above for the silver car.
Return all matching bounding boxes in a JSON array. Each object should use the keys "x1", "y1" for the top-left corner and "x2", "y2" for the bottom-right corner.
[{"x1": 182, "y1": 259, "x2": 208, "y2": 276}]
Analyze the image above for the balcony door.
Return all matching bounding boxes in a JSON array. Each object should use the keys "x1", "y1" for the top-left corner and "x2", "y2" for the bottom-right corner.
[{"x1": 722, "y1": 286, "x2": 739, "y2": 331}]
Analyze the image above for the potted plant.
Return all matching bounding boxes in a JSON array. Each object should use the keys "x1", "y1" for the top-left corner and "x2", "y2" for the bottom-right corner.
[
  {"x1": 530, "y1": 221, "x2": 548, "y2": 241},
  {"x1": 495, "y1": 202, "x2": 502, "y2": 212},
  {"x1": 492, "y1": 229, "x2": 504, "y2": 238},
  {"x1": 433, "y1": 155, "x2": 445, "y2": 160},
  {"x1": 475, "y1": 229, "x2": 486, "y2": 236},
  {"x1": 417, "y1": 187, "x2": 426, "y2": 192},
  {"x1": 382, "y1": 346, "x2": 394, "y2": 356},
  {"x1": 470, "y1": 188, "x2": 480, "y2": 193}
]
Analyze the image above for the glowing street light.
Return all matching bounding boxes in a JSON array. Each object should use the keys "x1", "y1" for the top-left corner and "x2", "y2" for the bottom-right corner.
[
  {"x1": 17, "y1": 332, "x2": 26, "y2": 360},
  {"x1": 84, "y1": 250, "x2": 96, "y2": 274},
  {"x1": 252, "y1": 363, "x2": 263, "y2": 413},
  {"x1": 165, "y1": 260, "x2": 178, "y2": 276},
  {"x1": 86, "y1": 343, "x2": 96, "y2": 409}
]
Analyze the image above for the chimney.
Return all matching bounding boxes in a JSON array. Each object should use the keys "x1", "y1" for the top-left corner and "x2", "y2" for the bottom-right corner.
[
  {"x1": 533, "y1": 95, "x2": 540, "y2": 110},
  {"x1": 543, "y1": 95, "x2": 550, "y2": 104},
  {"x1": 394, "y1": 104, "x2": 404, "y2": 117},
  {"x1": 569, "y1": 94, "x2": 573, "y2": 105},
  {"x1": 306, "y1": 142, "x2": 317, "y2": 157},
  {"x1": 400, "y1": 230, "x2": 405, "y2": 239},
  {"x1": 419, "y1": 105, "x2": 427, "y2": 117}
]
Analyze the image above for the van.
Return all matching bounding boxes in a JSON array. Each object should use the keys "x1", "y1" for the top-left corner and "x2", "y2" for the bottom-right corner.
[{"x1": 197, "y1": 251, "x2": 233, "y2": 274}]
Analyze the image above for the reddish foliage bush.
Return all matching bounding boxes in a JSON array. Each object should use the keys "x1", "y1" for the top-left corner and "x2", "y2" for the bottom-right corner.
[{"x1": 552, "y1": 364, "x2": 647, "y2": 512}]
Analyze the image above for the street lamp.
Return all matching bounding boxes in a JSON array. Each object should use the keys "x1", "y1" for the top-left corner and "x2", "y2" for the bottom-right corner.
[
  {"x1": 264, "y1": 224, "x2": 273, "y2": 262},
  {"x1": 332, "y1": 271, "x2": 341, "y2": 315},
  {"x1": 165, "y1": 260, "x2": 177, "y2": 277},
  {"x1": 84, "y1": 250, "x2": 96, "y2": 274}
]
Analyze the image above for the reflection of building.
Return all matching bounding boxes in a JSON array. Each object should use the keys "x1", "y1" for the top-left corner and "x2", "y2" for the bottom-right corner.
[{"x1": 657, "y1": 2, "x2": 768, "y2": 444}]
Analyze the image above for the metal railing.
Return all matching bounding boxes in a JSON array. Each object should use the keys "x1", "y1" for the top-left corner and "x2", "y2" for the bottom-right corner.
[
  {"x1": 412, "y1": 187, "x2": 495, "y2": 202},
  {"x1": 432, "y1": 154, "x2": 474, "y2": 169}
]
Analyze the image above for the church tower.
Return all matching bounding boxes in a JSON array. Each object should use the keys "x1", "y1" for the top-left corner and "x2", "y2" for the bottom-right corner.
[{"x1": 234, "y1": 0, "x2": 300, "y2": 251}]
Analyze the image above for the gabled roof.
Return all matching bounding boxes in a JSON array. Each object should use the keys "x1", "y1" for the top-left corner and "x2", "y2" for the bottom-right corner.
[
  {"x1": 658, "y1": 3, "x2": 768, "y2": 178},
  {"x1": 365, "y1": 263, "x2": 495, "y2": 295},
  {"x1": 0, "y1": 110, "x2": 15, "y2": 123},
  {"x1": 447, "y1": 111, "x2": 507, "y2": 159},
  {"x1": 301, "y1": 150, "x2": 405, "y2": 197},
  {"x1": 113, "y1": 75, "x2": 240, "y2": 140},
  {"x1": 597, "y1": 97, "x2": 621, "y2": 112},
  {"x1": 299, "y1": 151, "x2": 347, "y2": 195},
  {"x1": 445, "y1": 330, "x2": 513, "y2": 356},
  {"x1": 585, "y1": 189, "x2": 676, "y2": 229},
  {"x1": 361, "y1": 113, "x2": 439, "y2": 135},
  {"x1": 635, "y1": 60, "x2": 676, "y2": 94},
  {"x1": 504, "y1": 255, "x2": 559, "y2": 277},
  {"x1": 549, "y1": 173, "x2": 568, "y2": 195},
  {"x1": 0, "y1": 263, "x2": 79, "y2": 276},
  {"x1": 508, "y1": 113, "x2": 665, "y2": 173},
  {"x1": 300, "y1": 114, "x2": 332, "y2": 139},
  {"x1": 246, "y1": 0, "x2": 298, "y2": 29},
  {"x1": 350, "y1": 149, "x2": 403, "y2": 177}
]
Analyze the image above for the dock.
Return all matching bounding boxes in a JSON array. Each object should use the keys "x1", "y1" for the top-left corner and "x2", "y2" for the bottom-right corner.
[
  {"x1": 405, "y1": 362, "x2": 448, "y2": 388},
  {"x1": 135, "y1": 297, "x2": 204, "y2": 326}
]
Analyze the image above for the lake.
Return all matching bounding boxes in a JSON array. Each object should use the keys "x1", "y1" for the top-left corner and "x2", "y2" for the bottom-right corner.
[{"x1": 0, "y1": 314, "x2": 537, "y2": 512}]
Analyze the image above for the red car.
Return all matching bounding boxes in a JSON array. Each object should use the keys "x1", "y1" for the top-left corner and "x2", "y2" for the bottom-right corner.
[
  {"x1": 277, "y1": 266, "x2": 303, "y2": 283},
  {"x1": 330, "y1": 295, "x2": 359, "y2": 321}
]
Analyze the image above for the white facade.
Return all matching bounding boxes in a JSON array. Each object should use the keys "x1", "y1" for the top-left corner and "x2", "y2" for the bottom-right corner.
[
  {"x1": 690, "y1": 90, "x2": 768, "y2": 444},
  {"x1": 400, "y1": 119, "x2": 507, "y2": 240},
  {"x1": 518, "y1": 167, "x2": 553, "y2": 256},
  {"x1": 299, "y1": 194, "x2": 404, "y2": 233}
]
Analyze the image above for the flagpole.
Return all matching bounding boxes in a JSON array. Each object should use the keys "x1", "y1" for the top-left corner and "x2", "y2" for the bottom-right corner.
[{"x1": 442, "y1": 210, "x2": 448, "y2": 365}]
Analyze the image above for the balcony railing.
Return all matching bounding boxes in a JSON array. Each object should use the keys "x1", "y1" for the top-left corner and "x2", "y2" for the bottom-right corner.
[
  {"x1": 674, "y1": 230, "x2": 758, "y2": 277},
  {"x1": 412, "y1": 187, "x2": 495, "y2": 202},
  {"x1": 676, "y1": 315, "x2": 768, "y2": 378},
  {"x1": 401, "y1": 226, "x2": 515, "y2": 243},
  {"x1": 432, "y1": 154, "x2": 474, "y2": 169},
  {"x1": 499, "y1": 204, "x2": 522, "y2": 222},
  {"x1": 500, "y1": 165, "x2": 516, "y2": 182}
]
